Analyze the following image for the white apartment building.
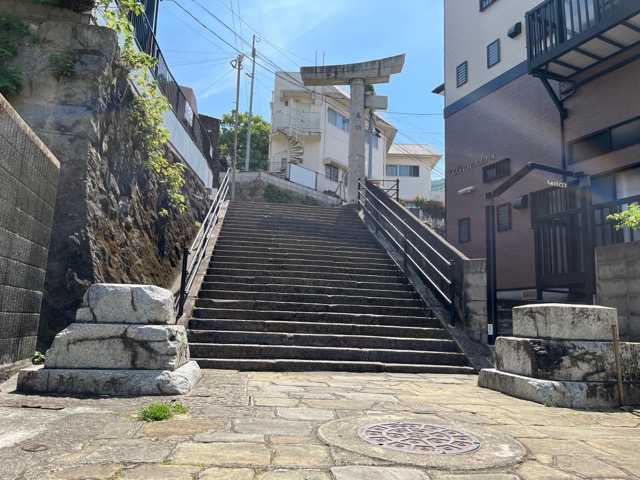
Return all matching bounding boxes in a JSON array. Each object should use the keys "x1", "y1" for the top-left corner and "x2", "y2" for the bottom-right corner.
[{"x1": 270, "y1": 72, "x2": 441, "y2": 202}]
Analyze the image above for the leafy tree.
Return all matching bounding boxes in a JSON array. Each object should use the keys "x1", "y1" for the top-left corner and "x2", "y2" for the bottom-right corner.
[
  {"x1": 219, "y1": 110, "x2": 271, "y2": 171},
  {"x1": 607, "y1": 203, "x2": 640, "y2": 231},
  {"x1": 431, "y1": 178, "x2": 445, "y2": 191},
  {"x1": 414, "y1": 195, "x2": 445, "y2": 221}
]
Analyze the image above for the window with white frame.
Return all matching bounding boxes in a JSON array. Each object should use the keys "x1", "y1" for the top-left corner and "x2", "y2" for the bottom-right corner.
[
  {"x1": 386, "y1": 164, "x2": 419, "y2": 177},
  {"x1": 328, "y1": 108, "x2": 349, "y2": 132}
]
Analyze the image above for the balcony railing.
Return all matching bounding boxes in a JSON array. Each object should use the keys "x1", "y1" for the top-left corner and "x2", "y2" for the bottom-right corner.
[
  {"x1": 126, "y1": 7, "x2": 214, "y2": 168},
  {"x1": 527, "y1": 0, "x2": 640, "y2": 78},
  {"x1": 271, "y1": 110, "x2": 321, "y2": 136}
]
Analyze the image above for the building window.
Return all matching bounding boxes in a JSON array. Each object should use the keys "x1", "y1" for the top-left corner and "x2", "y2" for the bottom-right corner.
[
  {"x1": 184, "y1": 101, "x2": 194, "y2": 128},
  {"x1": 458, "y1": 218, "x2": 470, "y2": 243},
  {"x1": 497, "y1": 203, "x2": 511, "y2": 231},
  {"x1": 483, "y1": 158, "x2": 510, "y2": 183},
  {"x1": 456, "y1": 62, "x2": 468, "y2": 88},
  {"x1": 569, "y1": 115, "x2": 640, "y2": 164},
  {"x1": 386, "y1": 164, "x2": 419, "y2": 177},
  {"x1": 328, "y1": 107, "x2": 349, "y2": 132},
  {"x1": 480, "y1": 0, "x2": 497, "y2": 11},
  {"x1": 487, "y1": 39, "x2": 500, "y2": 68},
  {"x1": 325, "y1": 165, "x2": 340, "y2": 182}
]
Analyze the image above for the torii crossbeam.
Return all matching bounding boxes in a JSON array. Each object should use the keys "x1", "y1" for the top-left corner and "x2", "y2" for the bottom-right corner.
[{"x1": 301, "y1": 54, "x2": 405, "y2": 203}]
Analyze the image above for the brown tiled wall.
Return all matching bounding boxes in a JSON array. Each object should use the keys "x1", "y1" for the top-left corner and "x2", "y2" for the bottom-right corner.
[{"x1": 0, "y1": 94, "x2": 59, "y2": 371}]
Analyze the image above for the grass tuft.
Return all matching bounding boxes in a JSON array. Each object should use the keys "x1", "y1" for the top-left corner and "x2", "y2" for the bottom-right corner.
[{"x1": 137, "y1": 402, "x2": 189, "y2": 422}]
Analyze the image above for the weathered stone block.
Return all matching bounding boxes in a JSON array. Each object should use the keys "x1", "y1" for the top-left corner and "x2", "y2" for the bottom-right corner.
[
  {"x1": 17, "y1": 361, "x2": 202, "y2": 396},
  {"x1": 44, "y1": 323, "x2": 188, "y2": 370},
  {"x1": 478, "y1": 368, "x2": 640, "y2": 409},
  {"x1": 512, "y1": 304, "x2": 616, "y2": 340},
  {"x1": 494, "y1": 337, "x2": 640, "y2": 382},
  {"x1": 75, "y1": 283, "x2": 175, "y2": 324}
]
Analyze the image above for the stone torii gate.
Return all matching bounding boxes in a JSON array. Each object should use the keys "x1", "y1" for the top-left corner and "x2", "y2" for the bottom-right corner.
[{"x1": 300, "y1": 54, "x2": 405, "y2": 203}]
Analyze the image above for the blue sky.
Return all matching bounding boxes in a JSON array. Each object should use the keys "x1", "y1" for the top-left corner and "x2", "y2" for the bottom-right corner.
[{"x1": 156, "y1": 0, "x2": 446, "y2": 178}]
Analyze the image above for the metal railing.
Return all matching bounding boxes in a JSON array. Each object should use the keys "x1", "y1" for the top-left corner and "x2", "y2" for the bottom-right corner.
[
  {"x1": 272, "y1": 110, "x2": 321, "y2": 136},
  {"x1": 358, "y1": 179, "x2": 456, "y2": 323},
  {"x1": 593, "y1": 195, "x2": 640, "y2": 247},
  {"x1": 370, "y1": 179, "x2": 399, "y2": 200},
  {"x1": 125, "y1": 5, "x2": 214, "y2": 167},
  {"x1": 527, "y1": 0, "x2": 638, "y2": 67},
  {"x1": 176, "y1": 168, "x2": 230, "y2": 317}
]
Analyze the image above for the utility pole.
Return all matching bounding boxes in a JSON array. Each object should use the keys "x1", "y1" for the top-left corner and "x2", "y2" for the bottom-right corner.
[
  {"x1": 245, "y1": 35, "x2": 260, "y2": 172},
  {"x1": 367, "y1": 109, "x2": 374, "y2": 179},
  {"x1": 231, "y1": 52, "x2": 244, "y2": 201}
]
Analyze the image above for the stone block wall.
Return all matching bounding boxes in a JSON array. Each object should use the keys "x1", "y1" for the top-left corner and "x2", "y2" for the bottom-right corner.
[
  {"x1": 595, "y1": 241, "x2": 640, "y2": 341},
  {"x1": 0, "y1": 94, "x2": 59, "y2": 379}
]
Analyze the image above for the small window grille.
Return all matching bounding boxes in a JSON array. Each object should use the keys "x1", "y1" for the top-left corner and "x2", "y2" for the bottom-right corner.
[
  {"x1": 459, "y1": 217, "x2": 471, "y2": 243},
  {"x1": 497, "y1": 203, "x2": 511, "y2": 231},
  {"x1": 487, "y1": 39, "x2": 500, "y2": 68},
  {"x1": 456, "y1": 62, "x2": 468, "y2": 88},
  {"x1": 480, "y1": 0, "x2": 497, "y2": 11},
  {"x1": 483, "y1": 158, "x2": 510, "y2": 183}
]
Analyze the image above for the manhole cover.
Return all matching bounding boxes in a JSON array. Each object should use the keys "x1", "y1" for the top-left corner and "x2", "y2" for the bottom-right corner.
[
  {"x1": 20, "y1": 444, "x2": 48, "y2": 452},
  {"x1": 357, "y1": 422, "x2": 481, "y2": 455}
]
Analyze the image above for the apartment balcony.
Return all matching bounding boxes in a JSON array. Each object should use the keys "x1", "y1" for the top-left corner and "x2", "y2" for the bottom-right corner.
[
  {"x1": 526, "y1": 0, "x2": 640, "y2": 79},
  {"x1": 271, "y1": 110, "x2": 321, "y2": 137}
]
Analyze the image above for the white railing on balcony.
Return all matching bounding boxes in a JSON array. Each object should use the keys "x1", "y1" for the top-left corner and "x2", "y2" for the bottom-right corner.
[{"x1": 272, "y1": 110, "x2": 321, "y2": 136}]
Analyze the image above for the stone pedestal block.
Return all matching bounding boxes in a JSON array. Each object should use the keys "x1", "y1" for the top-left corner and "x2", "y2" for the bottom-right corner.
[
  {"x1": 17, "y1": 361, "x2": 202, "y2": 396},
  {"x1": 512, "y1": 304, "x2": 616, "y2": 340},
  {"x1": 75, "y1": 283, "x2": 175, "y2": 325},
  {"x1": 44, "y1": 323, "x2": 189, "y2": 370},
  {"x1": 495, "y1": 337, "x2": 640, "y2": 382},
  {"x1": 17, "y1": 283, "x2": 200, "y2": 396}
]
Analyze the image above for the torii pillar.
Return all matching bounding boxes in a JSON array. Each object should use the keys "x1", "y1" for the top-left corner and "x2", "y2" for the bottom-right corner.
[{"x1": 301, "y1": 54, "x2": 405, "y2": 204}]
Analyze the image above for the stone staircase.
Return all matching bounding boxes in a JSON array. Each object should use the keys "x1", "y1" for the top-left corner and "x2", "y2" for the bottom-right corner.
[{"x1": 187, "y1": 201, "x2": 474, "y2": 373}]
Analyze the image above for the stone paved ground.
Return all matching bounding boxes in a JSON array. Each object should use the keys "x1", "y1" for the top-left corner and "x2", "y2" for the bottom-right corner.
[{"x1": 0, "y1": 370, "x2": 639, "y2": 479}]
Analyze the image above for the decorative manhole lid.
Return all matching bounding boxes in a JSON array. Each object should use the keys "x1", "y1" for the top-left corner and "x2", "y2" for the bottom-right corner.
[{"x1": 357, "y1": 421, "x2": 481, "y2": 455}]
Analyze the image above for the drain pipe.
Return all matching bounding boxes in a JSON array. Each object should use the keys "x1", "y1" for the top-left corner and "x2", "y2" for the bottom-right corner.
[{"x1": 611, "y1": 316, "x2": 625, "y2": 406}]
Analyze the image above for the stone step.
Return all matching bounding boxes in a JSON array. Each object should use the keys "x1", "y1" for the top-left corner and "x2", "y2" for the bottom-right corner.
[
  {"x1": 213, "y1": 243, "x2": 389, "y2": 259},
  {"x1": 198, "y1": 283, "x2": 418, "y2": 300},
  {"x1": 208, "y1": 261, "x2": 400, "y2": 277},
  {"x1": 188, "y1": 330, "x2": 457, "y2": 351},
  {"x1": 194, "y1": 299, "x2": 426, "y2": 317},
  {"x1": 187, "y1": 318, "x2": 449, "y2": 339},
  {"x1": 191, "y1": 308, "x2": 438, "y2": 328},
  {"x1": 191, "y1": 358, "x2": 476, "y2": 374},
  {"x1": 206, "y1": 268, "x2": 407, "y2": 285},
  {"x1": 211, "y1": 251, "x2": 395, "y2": 268},
  {"x1": 219, "y1": 229, "x2": 380, "y2": 247},
  {"x1": 201, "y1": 276, "x2": 413, "y2": 292},
  {"x1": 202, "y1": 290, "x2": 422, "y2": 308},
  {"x1": 221, "y1": 217, "x2": 367, "y2": 230},
  {"x1": 226, "y1": 201, "x2": 359, "y2": 219},
  {"x1": 189, "y1": 343, "x2": 470, "y2": 365},
  {"x1": 213, "y1": 240, "x2": 386, "y2": 256}
]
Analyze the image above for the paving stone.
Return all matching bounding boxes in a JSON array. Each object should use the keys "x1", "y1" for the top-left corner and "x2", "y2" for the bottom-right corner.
[
  {"x1": 199, "y1": 467, "x2": 255, "y2": 480},
  {"x1": 82, "y1": 438, "x2": 175, "y2": 464},
  {"x1": 254, "y1": 397, "x2": 300, "y2": 407},
  {"x1": 276, "y1": 407, "x2": 335, "y2": 421},
  {"x1": 118, "y1": 464, "x2": 200, "y2": 479},
  {"x1": 517, "y1": 437, "x2": 611, "y2": 457},
  {"x1": 53, "y1": 464, "x2": 122, "y2": 479},
  {"x1": 302, "y1": 400, "x2": 374, "y2": 410},
  {"x1": 269, "y1": 435, "x2": 321, "y2": 444},
  {"x1": 193, "y1": 432, "x2": 264, "y2": 443},
  {"x1": 257, "y1": 469, "x2": 332, "y2": 480},
  {"x1": 515, "y1": 461, "x2": 581, "y2": 479},
  {"x1": 555, "y1": 455, "x2": 628, "y2": 478},
  {"x1": 431, "y1": 474, "x2": 519, "y2": 480},
  {"x1": 143, "y1": 418, "x2": 228, "y2": 438},
  {"x1": 331, "y1": 466, "x2": 432, "y2": 479},
  {"x1": 272, "y1": 444, "x2": 334, "y2": 468},
  {"x1": 330, "y1": 448, "x2": 392, "y2": 466},
  {"x1": 171, "y1": 442, "x2": 271, "y2": 467},
  {"x1": 234, "y1": 419, "x2": 315, "y2": 435}
]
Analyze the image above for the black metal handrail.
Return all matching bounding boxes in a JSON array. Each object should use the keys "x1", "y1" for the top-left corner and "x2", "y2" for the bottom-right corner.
[
  {"x1": 370, "y1": 178, "x2": 399, "y2": 200},
  {"x1": 176, "y1": 168, "x2": 230, "y2": 316},
  {"x1": 357, "y1": 179, "x2": 456, "y2": 323},
  {"x1": 124, "y1": 5, "x2": 214, "y2": 166}
]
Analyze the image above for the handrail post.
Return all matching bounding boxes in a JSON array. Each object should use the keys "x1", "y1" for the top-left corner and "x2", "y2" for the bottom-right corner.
[
  {"x1": 449, "y1": 259, "x2": 456, "y2": 326},
  {"x1": 403, "y1": 224, "x2": 409, "y2": 269},
  {"x1": 177, "y1": 246, "x2": 189, "y2": 317},
  {"x1": 357, "y1": 178, "x2": 361, "y2": 210},
  {"x1": 395, "y1": 179, "x2": 399, "y2": 200}
]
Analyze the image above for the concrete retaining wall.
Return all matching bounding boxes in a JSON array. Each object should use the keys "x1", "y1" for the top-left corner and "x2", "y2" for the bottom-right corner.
[
  {"x1": 595, "y1": 241, "x2": 640, "y2": 341},
  {"x1": 0, "y1": 94, "x2": 59, "y2": 379}
]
